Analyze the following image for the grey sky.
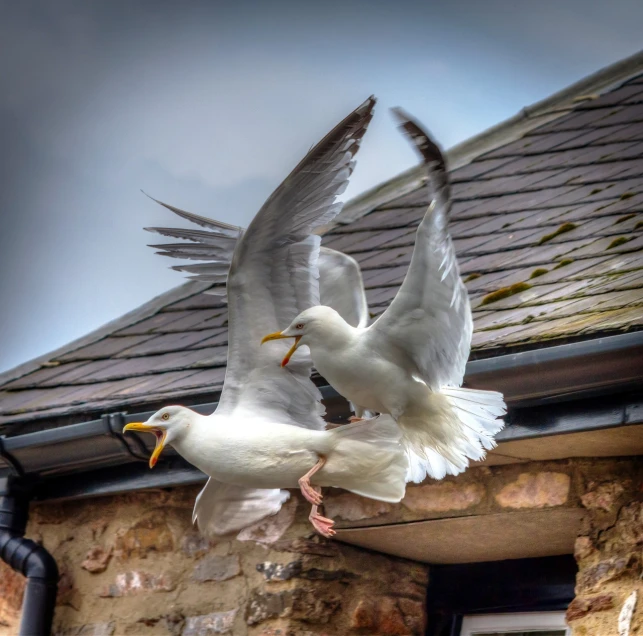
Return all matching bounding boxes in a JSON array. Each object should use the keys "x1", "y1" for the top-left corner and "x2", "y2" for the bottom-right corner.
[{"x1": 1, "y1": 0, "x2": 642, "y2": 372}]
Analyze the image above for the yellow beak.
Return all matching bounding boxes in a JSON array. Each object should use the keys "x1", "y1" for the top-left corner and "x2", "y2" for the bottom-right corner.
[
  {"x1": 260, "y1": 332, "x2": 302, "y2": 367},
  {"x1": 122, "y1": 422, "x2": 167, "y2": 469}
]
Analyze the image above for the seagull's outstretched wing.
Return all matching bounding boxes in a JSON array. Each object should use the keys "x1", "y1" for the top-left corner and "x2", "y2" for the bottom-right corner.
[
  {"x1": 146, "y1": 211, "x2": 369, "y2": 325},
  {"x1": 371, "y1": 108, "x2": 472, "y2": 388},
  {"x1": 216, "y1": 97, "x2": 375, "y2": 427},
  {"x1": 192, "y1": 478, "x2": 290, "y2": 536}
]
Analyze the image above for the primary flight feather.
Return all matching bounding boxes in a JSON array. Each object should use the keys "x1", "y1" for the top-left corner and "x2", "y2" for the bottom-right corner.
[{"x1": 263, "y1": 108, "x2": 506, "y2": 484}]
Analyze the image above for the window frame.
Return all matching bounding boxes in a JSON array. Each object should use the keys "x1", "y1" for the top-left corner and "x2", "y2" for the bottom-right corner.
[
  {"x1": 425, "y1": 555, "x2": 577, "y2": 636},
  {"x1": 460, "y1": 611, "x2": 571, "y2": 636}
]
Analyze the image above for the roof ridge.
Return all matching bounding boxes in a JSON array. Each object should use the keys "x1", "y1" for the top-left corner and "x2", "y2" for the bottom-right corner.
[
  {"x1": 0, "y1": 280, "x2": 211, "y2": 388},
  {"x1": 334, "y1": 49, "x2": 643, "y2": 226}
]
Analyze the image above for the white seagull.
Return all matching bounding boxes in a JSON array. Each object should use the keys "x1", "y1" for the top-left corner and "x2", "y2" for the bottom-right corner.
[
  {"x1": 123, "y1": 97, "x2": 408, "y2": 538},
  {"x1": 262, "y1": 109, "x2": 506, "y2": 484}
]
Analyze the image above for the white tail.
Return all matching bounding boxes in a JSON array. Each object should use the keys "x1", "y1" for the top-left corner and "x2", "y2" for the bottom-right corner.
[
  {"x1": 400, "y1": 387, "x2": 506, "y2": 483},
  {"x1": 324, "y1": 415, "x2": 408, "y2": 502}
]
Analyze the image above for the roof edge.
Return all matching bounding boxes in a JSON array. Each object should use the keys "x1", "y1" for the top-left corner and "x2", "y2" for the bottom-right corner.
[
  {"x1": 0, "y1": 281, "x2": 211, "y2": 388},
  {"x1": 335, "y1": 48, "x2": 643, "y2": 225}
]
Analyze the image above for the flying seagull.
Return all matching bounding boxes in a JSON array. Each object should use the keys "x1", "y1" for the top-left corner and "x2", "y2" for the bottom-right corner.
[
  {"x1": 123, "y1": 97, "x2": 408, "y2": 538},
  {"x1": 262, "y1": 108, "x2": 506, "y2": 484}
]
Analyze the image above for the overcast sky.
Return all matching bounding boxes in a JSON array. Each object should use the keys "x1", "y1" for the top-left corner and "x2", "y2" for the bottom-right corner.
[{"x1": 1, "y1": 0, "x2": 641, "y2": 372}]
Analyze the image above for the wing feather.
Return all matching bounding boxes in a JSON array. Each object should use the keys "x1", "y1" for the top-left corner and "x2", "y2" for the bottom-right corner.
[
  {"x1": 193, "y1": 478, "x2": 290, "y2": 536},
  {"x1": 371, "y1": 109, "x2": 472, "y2": 388},
  {"x1": 217, "y1": 98, "x2": 376, "y2": 427}
]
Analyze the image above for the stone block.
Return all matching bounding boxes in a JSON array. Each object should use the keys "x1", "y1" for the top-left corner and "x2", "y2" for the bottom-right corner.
[
  {"x1": 114, "y1": 511, "x2": 174, "y2": 559},
  {"x1": 246, "y1": 591, "x2": 294, "y2": 625},
  {"x1": 351, "y1": 597, "x2": 410, "y2": 635},
  {"x1": 566, "y1": 594, "x2": 614, "y2": 621},
  {"x1": 81, "y1": 546, "x2": 112, "y2": 574},
  {"x1": 403, "y1": 481, "x2": 484, "y2": 513},
  {"x1": 100, "y1": 571, "x2": 176, "y2": 597},
  {"x1": 324, "y1": 493, "x2": 392, "y2": 521},
  {"x1": 495, "y1": 472, "x2": 570, "y2": 509},
  {"x1": 192, "y1": 554, "x2": 241, "y2": 582},
  {"x1": 291, "y1": 587, "x2": 341, "y2": 624},
  {"x1": 181, "y1": 530, "x2": 216, "y2": 557},
  {"x1": 581, "y1": 481, "x2": 625, "y2": 512},
  {"x1": 257, "y1": 561, "x2": 303, "y2": 582},
  {"x1": 574, "y1": 536, "x2": 596, "y2": 561},
  {"x1": 577, "y1": 556, "x2": 634, "y2": 592},
  {"x1": 182, "y1": 609, "x2": 237, "y2": 635}
]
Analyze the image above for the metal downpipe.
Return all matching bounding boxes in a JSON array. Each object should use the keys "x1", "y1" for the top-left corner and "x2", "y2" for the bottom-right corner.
[{"x1": 0, "y1": 476, "x2": 58, "y2": 636}]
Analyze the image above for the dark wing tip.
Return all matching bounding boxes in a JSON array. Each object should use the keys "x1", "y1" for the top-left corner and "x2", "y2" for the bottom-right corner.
[
  {"x1": 331, "y1": 94, "x2": 377, "y2": 160},
  {"x1": 390, "y1": 107, "x2": 445, "y2": 168},
  {"x1": 281, "y1": 95, "x2": 377, "y2": 188}
]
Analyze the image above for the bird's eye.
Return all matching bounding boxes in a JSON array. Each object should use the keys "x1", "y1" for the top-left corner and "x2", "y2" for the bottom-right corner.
[
  {"x1": 296, "y1": 323, "x2": 304, "y2": 330},
  {"x1": 161, "y1": 413, "x2": 170, "y2": 421}
]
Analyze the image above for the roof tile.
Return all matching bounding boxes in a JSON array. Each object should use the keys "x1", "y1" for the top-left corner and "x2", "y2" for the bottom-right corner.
[{"x1": 3, "y1": 69, "x2": 643, "y2": 425}]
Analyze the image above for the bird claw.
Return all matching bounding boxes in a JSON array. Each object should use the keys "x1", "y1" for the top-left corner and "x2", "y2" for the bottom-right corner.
[
  {"x1": 309, "y1": 511, "x2": 336, "y2": 538},
  {"x1": 299, "y1": 477, "x2": 323, "y2": 505},
  {"x1": 348, "y1": 416, "x2": 365, "y2": 422}
]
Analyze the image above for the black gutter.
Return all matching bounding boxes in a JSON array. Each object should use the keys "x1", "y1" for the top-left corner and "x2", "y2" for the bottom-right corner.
[
  {"x1": 0, "y1": 475, "x2": 58, "y2": 636},
  {"x1": 0, "y1": 332, "x2": 641, "y2": 499},
  {"x1": 0, "y1": 389, "x2": 637, "y2": 503},
  {"x1": 465, "y1": 331, "x2": 643, "y2": 404}
]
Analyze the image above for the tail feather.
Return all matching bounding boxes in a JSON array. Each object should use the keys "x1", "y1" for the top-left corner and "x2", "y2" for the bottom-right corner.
[
  {"x1": 325, "y1": 415, "x2": 408, "y2": 502},
  {"x1": 400, "y1": 387, "x2": 506, "y2": 483}
]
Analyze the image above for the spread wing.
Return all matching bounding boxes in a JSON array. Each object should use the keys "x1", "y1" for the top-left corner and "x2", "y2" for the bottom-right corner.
[
  {"x1": 193, "y1": 478, "x2": 290, "y2": 536},
  {"x1": 146, "y1": 211, "x2": 369, "y2": 325},
  {"x1": 215, "y1": 97, "x2": 375, "y2": 427},
  {"x1": 371, "y1": 108, "x2": 472, "y2": 388},
  {"x1": 144, "y1": 196, "x2": 243, "y2": 300}
]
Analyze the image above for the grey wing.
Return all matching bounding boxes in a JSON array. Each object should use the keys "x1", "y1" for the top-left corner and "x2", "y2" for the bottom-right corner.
[
  {"x1": 146, "y1": 204, "x2": 370, "y2": 325},
  {"x1": 371, "y1": 108, "x2": 472, "y2": 388},
  {"x1": 218, "y1": 97, "x2": 376, "y2": 427},
  {"x1": 144, "y1": 195, "x2": 243, "y2": 299},
  {"x1": 193, "y1": 478, "x2": 290, "y2": 536}
]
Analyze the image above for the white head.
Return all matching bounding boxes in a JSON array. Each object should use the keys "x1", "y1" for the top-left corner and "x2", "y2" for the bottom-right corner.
[
  {"x1": 122, "y1": 405, "x2": 197, "y2": 468},
  {"x1": 261, "y1": 305, "x2": 350, "y2": 366}
]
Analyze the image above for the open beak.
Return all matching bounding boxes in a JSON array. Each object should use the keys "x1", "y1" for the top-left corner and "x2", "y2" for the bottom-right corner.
[
  {"x1": 122, "y1": 422, "x2": 167, "y2": 469},
  {"x1": 260, "y1": 332, "x2": 302, "y2": 367}
]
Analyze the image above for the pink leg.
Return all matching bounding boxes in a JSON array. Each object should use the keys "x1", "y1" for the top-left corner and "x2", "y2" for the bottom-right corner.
[
  {"x1": 298, "y1": 456, "x2": 326, "y2": 506},
  {"x1": 348, "y1": 416, "x2": 364, "y2": 423},
  {"x1": 308, "y1": 487, "x2": 336, "y2": 538}
]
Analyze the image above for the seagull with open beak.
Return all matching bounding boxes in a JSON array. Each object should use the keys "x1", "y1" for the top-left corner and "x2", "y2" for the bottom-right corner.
[{"x1": 123, "y1": 412, "x2": 173, "y2": 468}]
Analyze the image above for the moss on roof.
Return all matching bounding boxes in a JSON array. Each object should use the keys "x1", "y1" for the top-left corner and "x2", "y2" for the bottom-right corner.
[
  {"x1": 537, "y1": 223, "x2": 577, "y2": 245},
  {"x1": 606, "y1": 236, "x2": 631, "y2": 249},
  {"x1": 481, "y1": 282, "x2": 532, "y2": 306}
]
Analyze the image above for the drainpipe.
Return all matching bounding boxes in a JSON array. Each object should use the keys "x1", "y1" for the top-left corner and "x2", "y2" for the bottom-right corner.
[{"x1": 0, "y1": 475, "x2": 58, "y2": 636}]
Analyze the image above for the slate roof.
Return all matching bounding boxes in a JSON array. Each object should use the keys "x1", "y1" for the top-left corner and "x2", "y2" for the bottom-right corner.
[{"x1": 1, "y1": 60, "x2": 642, "y2": 429}]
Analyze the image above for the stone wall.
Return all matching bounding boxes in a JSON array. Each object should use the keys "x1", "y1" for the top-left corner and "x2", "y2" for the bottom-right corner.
[
  {"x1": 1, "y1": 456, "x2": 640, "y2": 635},
  {"x1": 566, "y1": 458, "x2": 642, "y2": 636},
  {"x1": 0, "y1": 487, "x2": 428, "y2": 636}
]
